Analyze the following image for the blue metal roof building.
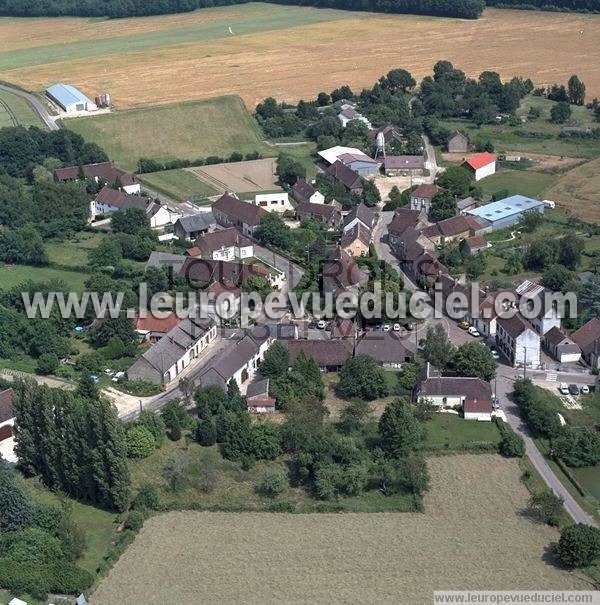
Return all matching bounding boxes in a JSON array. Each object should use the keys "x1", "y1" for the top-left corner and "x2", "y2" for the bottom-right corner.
[
  {"x1": 46, "y1": 83, "x2": 97, "y2": 113},
  {"x1": 466, "y1": 195, "x2": 546, "y2": 230}
]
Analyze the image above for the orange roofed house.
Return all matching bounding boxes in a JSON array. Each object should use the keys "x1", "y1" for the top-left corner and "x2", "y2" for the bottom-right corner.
[{"x1": 462, "y1": 152, "x2": 496, "y2": 182}]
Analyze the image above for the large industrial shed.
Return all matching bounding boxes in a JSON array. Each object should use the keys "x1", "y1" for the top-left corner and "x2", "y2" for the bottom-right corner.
[
  {"x1": 46, "y1": 83, "x2": 97, "y2": 113},
  {"x1": 466, "y1": 195, "x2": 545, "y2": 230}
]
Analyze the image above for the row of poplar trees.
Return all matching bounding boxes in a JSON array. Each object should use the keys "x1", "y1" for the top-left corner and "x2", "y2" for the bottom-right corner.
[{"x1": 12, "y1": 378, "x2": 131, "y2": 512}]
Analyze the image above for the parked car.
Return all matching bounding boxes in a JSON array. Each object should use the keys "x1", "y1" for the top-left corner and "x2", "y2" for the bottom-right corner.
[
  {"x1": 467, "y1": 327, "x2": 480, "y2": 337},
  {"x1": 308, "y1": 320, "x2": 317, "y2": 329},
  {"x1": 580, "y1": 385, "x2": 590, "y2": 395},
  {"x1": 382, "y1": 324, "x2": 391, "y2": 332},
  {"x1": 373, "y1": 324, "x2": 383, "y2": 332},
  {"x1": 559, "y1": 383, "x2": 569, "y2": 395},
  {"x1": 490, "y1": 348, "x2": 500, "y2": 360},
  {"x1": 317, "y1": 320, "x2": 326, "y2": 330},
  {"x1": 458, "y1": 321, "x2": 470, "y2": 330},
  {"x1": 393, "y1": 323, "x2": 401, "y2": 332},
  {"x1": 404, "y1": 322, "x2": 414, "y2": 331},
  {"x1": 492, "y1": 396, "x2": 500, "y2": 408},
  {"x1": 112, "y1": 371, "x2": 125, "y2": 383},
  {"x1": 568, "y1": 384, "x2": 580, "y2": 396}
]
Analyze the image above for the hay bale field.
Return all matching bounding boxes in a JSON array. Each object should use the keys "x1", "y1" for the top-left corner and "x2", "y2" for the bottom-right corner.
[
  {"x1": 545, "y1": 157, "x2": 600, "y2": 223},
  {"x1": 90, "y1": 455, "x2": 589, "y2": 605},
  {"x1": 188, "y1": 158, "x2": 281, "y2": 193},
  {"x1": 1, "y1": 5, "x2": 600, "y2": 109}
]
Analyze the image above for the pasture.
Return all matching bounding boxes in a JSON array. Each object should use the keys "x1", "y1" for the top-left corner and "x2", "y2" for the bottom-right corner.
[
  {"x1": 91, "y1": 455, "x2": 589, "y2": 605},
  {"x1": 65, "y1": 96, "x2": 272, "y2": 172},
  {"x1": 0, "y1": 88, "x2": 44, "y2": 128},
  {"x1": 189, "y1": 158, "x2": 281, "y2": 193},
  {"x1": 0, "y1": 6, "x2": 600, "y2": 109},
  {"x1": 139, "y1": 169, "x2": 218, "y2": 202}
]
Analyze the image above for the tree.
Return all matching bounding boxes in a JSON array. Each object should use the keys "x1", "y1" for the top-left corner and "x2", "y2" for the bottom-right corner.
[
  {"x1": 552, "y1": 427, "x2": 600, "y2": 467},
  {"x1": 0, "y1": 457, "x2": 34, "y2": 533},
  {"x1": 317, "y1": 92, "x2": 330, "y2": 106},
  {"x1": 338, "y1": 355, "x2": 389, "y2": 401},
  {"x1": 195, "y1": 385, "x2": 228, "y2": 417},
  {"x1": 528, "y1": 490, "x2": 564, "y2": 526},
  {"x1": 196, "y1": 417, "x2": 217, "y2": 446},
  {"x1": 397, "y1": 362, "x2": 419, "y2": 392},
  {"x1": 452, "y1": 342, "x2": 496, "y2": 382},
  {"x1": 89, "y1": 315, "x2": 137, "y2": 348},
  {"x1": 503, "y1": 251, "x2": 523, "y2": 275},
  {"x1": 556, "y1": 524, "x2": 600, "y2": 568},
  {"x1": 338, "y1": 399, "x2": 371, "y2": 434},
  {"x1": 378, "y1": 398, "x2": 424, "y2": 458},
  {"x1": 37, "y1": 352, "x2": 59, "y2": 375},
  {"x1": 178, "y1": 378, "x2": 194, "y2": 406},
  {"x1": 111, "y1": 206, "x2": 150, "y2": 235},
  {"x1": 519, "y1": 210, "x2": 543, "y2": 233},
  {"x1": 126, "y1": 425, "x2": 155, "y2": 458},
  {"x1": 138, "y1": 411, "x2": 165, "y2": 447},
  {"x1": 361, "y1": 180, "x2": 381, "y2": 208},
  {"x1": 559, "y1": 234, "x2": 584, "y2": 270},
  {"x1": 550, "y1": 102, "x2": 572, "y2": 124},
  {"x1": 422, "y1": 324, "x2": 454, "y2": 370},
  {"x1": 579, "y1": 273, "x2": 600, "y2": 319},
  {"x1": 260, "y1": 467, "x2": 289, "y2": 497},
  {"x1": 524, "y1": 239, "x2": 558, "y2": 271},
  {"x1": 276, "y1": 153, "x2": 306, "y2": 187},
  {"x1": 436, "y1": 166, "x2": 471, "y2": 198},
  {"x1": 567, "y1": 75, "x2": 586, "y2": 106},
  {"x1": 429, "y1": 189, "x2": 457, "y2": 222},
  {"x1": 381, "y1": 68, "x2": 415, "y2": 93},
  {"x1": 499, "y1": 428, "x2": 525, "y2": 458},
  {"x1": 221, "y1": 412, "x2": 253, "y2": 462},
  {"x1": 132, "y1": 483, "x2": 160, "y2": 511},
  {"x1": 256, "y1": 212, "x2": 291, "y2": 250},
  {"x1": 259, "y1": 341, "x2": 290, "y2": 378},
  {"x1": 89, "y1": 237, "x2": 122, "y2": 268},
  {"x1": 542, "y1": 265, "x2": 575, "y2": 293},
  {"x1": 250, "y1": 421, "x2": 282, "y2": 460}
]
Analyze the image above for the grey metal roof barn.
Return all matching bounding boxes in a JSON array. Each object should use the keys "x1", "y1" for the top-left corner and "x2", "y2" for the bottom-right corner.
[
  {"x1": 46, "y1": 83, "x2": 95, "y2": 110},
  {"x1": 466, "y1": 195, "x2": 545, "y2": 230}
]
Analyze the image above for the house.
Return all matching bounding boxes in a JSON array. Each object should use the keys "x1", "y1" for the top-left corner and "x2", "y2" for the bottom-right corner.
[
  {"x1": 368, "y1": 124, "x2": 403, "y2": 146},
  {"x1": 246, "y1": 377, "x2": 276, "y2": 413},
  {"x1": 146, "y1": 201, "x2": 182, "y2": 229},
  {"x1": 198, "y1": 329, "x2": 273, "y2": 391},
  {"x1": 284, "y1": 340, "x2": 352, "y2": 372},
  {"x1": 355, "y1": 332, "x2": 416, "y2": 369},
  {"x1": 337, "y1": 152, "x2": 378, "y2": 177},
  {"x1": 457, "y1": 196, "x2": 479, "y2": 215},
  {"x1": 515, "y1": 280, "x2": 561, "y2": 336},
  {"x1": 337, "y1": 107, "x2": 372, "y2": 129},
  {"x1": 462, "y1": 234, "x2": 489, "y2": 255},
  {"x1": 340, "y1": 223, "x2": 370, "y2": 257},
  {"x1": 91, "y1": 186, "x2": 148, "y2": 217},
  {"x1": 128, "y1": 318, "x2": 217, "y2": 384},
  {"x1": 462, "y1": 152, "x2": 497, "y2": 181},
  {"x1": 173, "y1": 212, "x2": 217, "y2": 241},
  {"x1": 466, "y1": 195, "x2": 546, "y2": 231},
  {"x1": 327, "y1": 161, "x2": 364, "y2": 193},
  {"x1": 251, "y1": 192, "x2": 293, "y2": 213},
  {"x1": 331, "y1": 317, "x2": 356, "y2": 339},
  {"x1": 382, "y1": 156, "x2": 425, "y2": 177},
  {"x1": 469, "y1": 291, "x2": 501, "y2": 339},
  {"x1": 195, "y1": 228, "x2": 254, "y2": 261},
  {"x1": 464, "y1": 399, "x2": 494, "y2": 422},
  {"x1": 135, "y1": 312, "x2": 182, "y2": 343},
  {"x1": 0, "y1": 388, "x2": 14, "y2": 444},
  {"x1": 296, "y1": 201, "x2": 341, "y2": 230},
  {"x1": 201, "y1": 281, "x2": 242, "y2": 319},
  {"x1": 410, "y1": 184, "x2": 440, "y2": 215},
  {"x1": 417, "y1": 366, "x2": 493, "y2": 411},
  {"x1": 322, "y1": 248, "x2": 368, "y2": 296},
  {"x1": 46, "y1": 83, "x2": 97, "y2": 113},
  {"x1": 496, "y1": 314, "x2": 541, "y2": 368},
  {"x1": 342, "y1": 202, "x2": 374, "y2": 233},
  {"x1": 292, "y1": 180, "x2": 324, "y2": 205},
  {"x1": 180, "y1": 256, "x2": 276, "y2": 289},
  {"x1": 544, "y1": 327, "x2": 582, "y2": 364},
  {"x1": 212, "y1": 193, "x2": 266, "y2": 237},
  {"x1": 447, "y1": 131, "x2": 469, "y2": 153},
  {"x1": 387, "y1": 208, "x2": 423, "y2": 252},
  {"x1": 571, "y1": 319, "x2": 600, "y2": 369},
  {"x1": 422, "y1": 215, "x2": 485, "y2": 245},
  {"x1": 54, "y1": 161, "x2": 140, "y2": 194}
]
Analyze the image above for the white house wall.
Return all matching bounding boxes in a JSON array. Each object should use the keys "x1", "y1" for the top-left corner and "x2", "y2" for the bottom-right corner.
[{"x1": 473, "y1": 163, "x2": 496, "y2": 181}]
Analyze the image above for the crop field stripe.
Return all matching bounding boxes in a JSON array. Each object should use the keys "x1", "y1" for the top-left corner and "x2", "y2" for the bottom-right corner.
[{"x1": 0, "y1": 5, "x2": 351, "y2": 71}]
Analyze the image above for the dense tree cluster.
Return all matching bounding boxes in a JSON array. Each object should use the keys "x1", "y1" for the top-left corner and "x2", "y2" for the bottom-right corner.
[
  {"x1": 486, "y1": 0, "x2": 600, "y2": 13},
  {"x1": 0, "y1": 0, "x2": 485, "y2": 20},
  {"x1": 12, "y1": 378, "x2": 131, "y2": 511}
]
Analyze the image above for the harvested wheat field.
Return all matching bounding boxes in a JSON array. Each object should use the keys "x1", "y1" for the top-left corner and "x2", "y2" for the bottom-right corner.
[
  {"x1": 188, "y1": 158, "x2": 281, "y2": 193},
  {"x1": 90, "y1": 455, "x2": 590, "y2": 605},
  {"x1": 546, "y1": 157, "x2": 600, "y2": 223},
  {"x1": 1, "y1": 4, "x2": 600, "y2": 109}
]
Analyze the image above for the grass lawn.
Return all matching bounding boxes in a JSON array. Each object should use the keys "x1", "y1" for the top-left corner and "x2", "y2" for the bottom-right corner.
[
  {"x1": 45, "y1": 232, "x2": 105, "y2": 268},
  {"x1": 139, "y1": 168, "x2": 218, "y2": 202},
  {"x1": 0, "y1": 87, "x2": 45, "y2": 128},
  {"x1": 0, "y1": 262, "x2": 88, "y2": 291},
  {"x1": 421, "y1": 413, "x2": 501, "y2": 452},
  {"x1": 478, "y1": 169, "x2": 559, "y2": 200},
  {"x1": 66, "y1": 95, "x2": 274, "y2": 172},
  {"x1": 274, "y1": 142, "x2": 318, "y2": 180}
]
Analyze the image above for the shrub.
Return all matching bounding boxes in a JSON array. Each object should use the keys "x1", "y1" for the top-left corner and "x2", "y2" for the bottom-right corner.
[
  {"x1": 132, "y1": 483, "x2": 160, "y2": 511},
  {"x1": 138, "y1": 411, "x2": 166, "y2": 447},
  {"x1": 260, "y1": 468, "x2": 289, "y2": 497},
  {"x1": 126, "y1": 425, "x2": 156, "y2": 458},
  {"x1": 528, "y1": 490, "x2": 564, "y2": 527},
  {"x1": 556, "y1": 524, "x2": 600, "y2": 568},
  {"x1": 124, "y1": 510, "x2": 145, "y2": 532},
  {"x1": 499, "y1": 425, "x2": 525, "y2": 458},
  {"x1": 196, "y1": 418, "x2": 217, "y2": 446}
]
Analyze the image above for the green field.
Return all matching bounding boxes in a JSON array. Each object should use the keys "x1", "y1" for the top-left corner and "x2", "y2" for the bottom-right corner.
[
  {"x1": 478, "y1": 169, "x2": 560, "y2": 199},
  {"x1": 139, "y1": 169, "x2": 218, "y2": 202},
  {"x1": 422, "y1": 413, "x2": 502, "y2": 451},
  {"x1": 45, "y1": 232, "x2": 105, "y2": 268},
  {"x1": 0, "y1": 88, "x2": 44, "y2": 128},
  {"x1": 66, "y1": 95, "x2": 273, "y2": 172},
  {"x1": 0, "y1": 263, "x2": 88, "y2": 291}
]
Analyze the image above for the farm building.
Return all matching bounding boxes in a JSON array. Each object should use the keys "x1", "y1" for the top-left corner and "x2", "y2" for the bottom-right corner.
[
  {"x1": 382, "y1": 155, "x2": 425, "y2": 176},
  {"x1": 46, "y1": 83, "x2": 97, "y2": 113},
  {"x1": 327, "y1": 161, "x2": 363, "y2": 192},
  {"x1": 319, "y1": 146, "x2": 378, "y2": 176},
  {"x1": 544, "y1": 327, "x2": 581, "y2": 364},
  {"x1": 173, "y1": 212, "x2": 217, "y2": 241},
  {"x1": 134, "y1": 312, "x2": 182, "y2": 343},
  {"x1": 462, "y1": 152, "x2": 496, "y2": 181},
  {"x1": 54, "y1": 161, "x2": 140, "y2": 194},
  {"x1": 212, "y1": 193, "x2": 266, "y2": 237},
  {"x1": 422, "y1": 215, "x2": 485, "y2": 246},
  {"x1": 284, "y1": 340, "x2": 352, "y2": 372},
  {"x1": 466, "y1": 195, "x2": 545, "y2": 230},
  {"x1": 292, "y1": 180, "x2": 324, "y2": 205},
  {"x1": 251, "y1": 192, "x2": 293, "y2": 213},
  {"x1": 457, "y1": 196, "x2": 479, "y2": 214},
  {"x1": 296, "y1": 201, "x2": 342, "y2": 230},
  {"x1": 318, "y1": 146, "x2": 365, "y2": 165},
  {"x1": 462, "y1": 235, "x2": 489, "y2": 255},
  {"x1": 447, "y1": 131, "x2": 469, "y2": 153},
  {"x1": 355, "y1": 332, "x2": 416, "y2": 369}
]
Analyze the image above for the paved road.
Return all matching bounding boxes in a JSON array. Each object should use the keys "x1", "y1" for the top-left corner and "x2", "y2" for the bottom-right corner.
[
  {"x1": 495, "y1": 365, "x2": 597, "y2": 527},
  {"x1": 421, "y1": 134, "x2": 439, "y2": 180},
  {"x1": 0, "y1": 83, "x2": 58, "y2": 131}
]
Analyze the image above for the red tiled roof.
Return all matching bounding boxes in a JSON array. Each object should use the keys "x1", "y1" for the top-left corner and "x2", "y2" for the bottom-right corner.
[
  {"x1": 196, "y1": 227, "x2": 251, "y2": 254},
  {"x1": 464, "y1": 399, "x2": 493, "y2": 414},
  {"x1": 213, "y1": 193, "x2": 266, "y2": 227},
  {"x1": 571, "y1": 319, "x2": 600, "y2": 355},
  {"x1": 341, "y1": 223, "x2": 371, "y2": 249},
  {"x1": 463, "y1": 152, "x2": 496, "y2": 171},
  {"x1": 95, "y1": 186, "x2": 148, "y2": 211},
  {"x1": 135, "y1": 313, "x2": 182, "y2": 334},
  {"x1": 186, "y1": 247, "x2": 202, "y2": 257},
  {"x1": 384, "y1": 156, "x2": 424, "y2": 170},
  {"x1": 327, "y1": 161, "x2": 363, "y2": 190},
  {"x1": 411, "y1": 184, "x2": 440, "y2": 199},
  {"x1": 54, "y1": 161, "x2": 138, "y2": 186},
  {"x1": 247, "y1": 398, "x2": 276, "y2": 409},
  {"x1": 464, "y1": 235, "x2": 488, "y2": 250},
  {"x1": 0, "y1": 389, "x2": 13, "y2": 424}
]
